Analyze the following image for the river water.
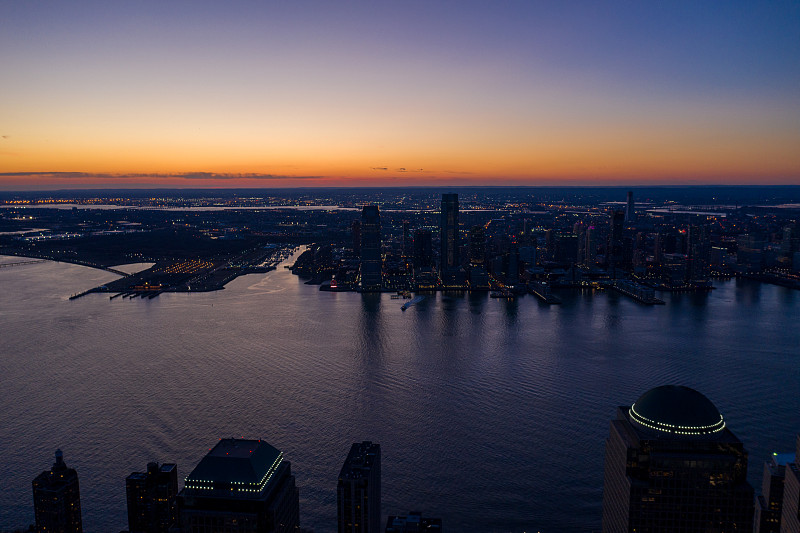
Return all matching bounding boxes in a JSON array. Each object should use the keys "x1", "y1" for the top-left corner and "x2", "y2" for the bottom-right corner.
[{"x1": 1, "y1": 252, "x2": 798, "y2": 532}]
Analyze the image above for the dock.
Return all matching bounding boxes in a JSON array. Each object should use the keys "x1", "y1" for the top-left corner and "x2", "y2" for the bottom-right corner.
[
  {"x1": 0, "y1": 259, "x2": 46, "y2": 269},
  {"x1": 528, "y1": 281, "x2": 562, "y2": 304},
  {"x1": 612, "y1": 280, "x2": 665, "y2": 305}
]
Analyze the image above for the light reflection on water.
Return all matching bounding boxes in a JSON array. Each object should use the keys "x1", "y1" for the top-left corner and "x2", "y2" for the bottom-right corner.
[{"x1": 0, "y1": 254, "x2": 798, "y2": 532}]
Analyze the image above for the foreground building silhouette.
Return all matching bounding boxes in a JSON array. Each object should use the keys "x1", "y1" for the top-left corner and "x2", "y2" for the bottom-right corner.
[
  {"x1": 178, "y1": 438, "x2": 299, "y2": 533},
  {"x1": 337, "y1": 441, "x2": 381, "y2": 533},
  {"x1": 126, "y1": 462, "x2": 178, "y2": 533},
  {"x1": 32, "y1": 449, "x2": 82, "y2": 533},
  {"x1": 602, "y1": 385, "x2": 753, "y2": 532},
  {"x1": 779, "y1": 434, "x2": 800, "y2": 533}
]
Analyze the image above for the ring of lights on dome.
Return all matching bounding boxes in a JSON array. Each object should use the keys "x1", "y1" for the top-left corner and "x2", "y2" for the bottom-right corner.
[
  {"x1": 628, "y1": 385, "x2": 726, "y2": 436},
  {"x1": 629, "y1": 405, "x2": 725, "y2": 435}
]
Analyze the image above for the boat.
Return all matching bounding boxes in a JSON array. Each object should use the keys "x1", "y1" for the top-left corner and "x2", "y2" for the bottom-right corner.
[{"x1": 401, "y1": 295, "x2": 425, "y2": 311}]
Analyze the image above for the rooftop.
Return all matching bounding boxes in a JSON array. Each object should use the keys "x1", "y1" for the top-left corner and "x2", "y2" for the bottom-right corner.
[
  {"x1": 339, "y1": 441, "x2": 380, "y2": 481},
  {"x1": 770, "y1": 452, "x2": 796, "y2": 467},
  {"x1": 628, "y1": 385, "x2": 725, "y2": 436},
  {"x1": 185, "y1": 438, "x2": 283, "y2": 490}
]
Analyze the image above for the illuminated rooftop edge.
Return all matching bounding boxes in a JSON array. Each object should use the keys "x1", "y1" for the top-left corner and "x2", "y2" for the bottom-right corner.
[
  {"x1": 629, "y1": 405, "x2": 725, "y2": 435},
  {"x1": 184, "y1": 453, "x2": 284, "y2": 493}
]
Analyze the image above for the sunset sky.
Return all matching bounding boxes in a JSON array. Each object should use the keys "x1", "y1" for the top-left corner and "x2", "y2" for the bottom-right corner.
[{"x1": 1, "y1": 1, "x2": 799, "y2": 189}]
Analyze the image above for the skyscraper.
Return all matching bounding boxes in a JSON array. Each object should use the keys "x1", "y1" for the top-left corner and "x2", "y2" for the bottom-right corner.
[
  {"x1": 687, "y1": 224, "x2": 711, "y2": 284},
  {"x1": 178, "y1": 438, "x2": 300, "y2": 533},
  {"x1": 402, "y1": 221, "x2": 412, "y2": 260},
  {"x1": 780, "y1": 435, "x2": 800, "y2": 533},
  {"x1": 439, "y1": 193, "x2": 459, "y2": 276},
  {"x1": 32, "y1": 449, "x2": 83, "y2": 533},
  {"x1": 608, "y1": 208, "x2": 625, "y2": 274},
  {"x1": 360, "y1": 205, "x2": 382, "y2": 292},
  {"x1": 584, "y1": 226, "x2": 597, "y2": 267},
  {"x1": 126, "y1": 462, "x2": 178, "y2": 533},
  {"x1": 352, "y1": 220, "x2": 362, "y2": 256},
  {"x1": 413, "y1": 229, "x2": 433, "y2": 269},
  {"x1": 338, "y1": 441, "x2": 381, "y2": 533},
  {"x1": 755, "y1": 450, "x2": 795, "y2": 533},
  {"x1": 625, "y1": 190, "x2": 636, "y2": 223},
  {"x1": 602, "y1": 385, "x2": 754, "y2": 532}
]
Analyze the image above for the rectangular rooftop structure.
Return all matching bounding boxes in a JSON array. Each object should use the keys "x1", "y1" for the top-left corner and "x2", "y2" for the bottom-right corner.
[
  {"x1": 183, "y1": 438, "x2": 283, "y2": 496},
  {"x1": 179, "y1": 438, "x2": 299, "y2": 533},
  {"x1": 338, "y1": 441, "x2": 381, "y2": 533}
]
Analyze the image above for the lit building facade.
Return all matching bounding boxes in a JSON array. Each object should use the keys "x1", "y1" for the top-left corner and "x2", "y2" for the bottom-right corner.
[
  {"x1": 32, "y1": 449, "x2": 83, "y2": 533},
  {"x1": 780, "y1": 435, "x2": 800, "y2": 533},
  {"x1": 602, "y1": 385, "x2": 754, "y2": 532},
  {"x1": 126, "y1": 462, "x2": 178, "y2": 533},
  {"x1": 608, "y1": 208, "x2": 626, "y2": 273},
  {"x1": 439, "y1": 194, "x2": 459, "y2": 280},
  {"x1": 360, "y1": 205, "x2": 383, "y2": 292},
  {"x1": 178, "y1": 438, "x2": 299, "y2": 533},
  {"x1": 338, "y1": 441, "x2": 381, "y2": 533}
]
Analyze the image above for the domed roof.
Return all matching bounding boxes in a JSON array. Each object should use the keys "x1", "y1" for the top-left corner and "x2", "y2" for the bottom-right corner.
[{"x1": 629, "y1": 385, "x2": 725, "y2": 436}]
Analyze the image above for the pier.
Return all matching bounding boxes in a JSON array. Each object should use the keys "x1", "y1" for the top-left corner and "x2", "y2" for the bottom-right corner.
[
  {"x1": 612, "y1": 280, "x2": 665, "y2": 305},
  {"x1": 0, "y1": 259, "x2": 46, "y2": 268},
  {"x1": 528, "y1": 281, "x2": 562, "y2": 304}
]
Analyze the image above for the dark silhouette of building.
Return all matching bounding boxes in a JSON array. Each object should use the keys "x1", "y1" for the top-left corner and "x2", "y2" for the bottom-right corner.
[
  {"x1": 439, "y1": 194, "x2": 459, "y2": 277},
  {"x1": 178, "y1": 438, "x2": 299, "y2": 533},
  {"x1": 687, "y1": 224, "x2": 711, "y2": 283},
  {"x1": 402, "y1": 221, "x2": 412, "y2": 260},
  {"x1": 779, "y1": 435, "x2": 800, "y2": 533},
  {"x1": 584, "y1": 226, "x2": 597, "y2": 267},
  {"x1": 608, "y1": 208, "x2": 625, "y2": 274},
  {"x1": 554, "y1": 233, "x2": 578, "y2": 264},
  {"x1": 468, "y1": 226, "x2": 485, "y2": 268},
  {"x1": 338, "y1": 441, "x2": 381, "y2": 533},
  {"x1": 467, "y1": 225, "x2": 489, "y2": 288},
  {"x1": 32, "y1": 449, "x2": 82, "y2": 533},
  {"x1": 544, "y1": 229, "x2": 555, "y2": 262},
  {"x1": 360, "y1": 206, "x2": 382, "y2": 291},
  {"x1": 413, "y1": 229, "x2": 433, "y2": 269},
  {"x1": 625, "y1": 191, "x2": 636, "y2": 223},
  {"x1": 352, "y1": 220, "x2": 362, "y2": 256},
  {"x1": 574, "y1": 222, "x2": 586, "y2": 265},
  {"x1": 755, "y1": 450, "x2": 795, "y2": 533},
  {"x1": 602, "y1": 385, "x2": 754, "y2": 532},
  {"x1": 384, "y1": 512, "x2": 441, "y2": 532},
  {"x1": 126, "y1": 462, "x2": 178, "y2": 533}
]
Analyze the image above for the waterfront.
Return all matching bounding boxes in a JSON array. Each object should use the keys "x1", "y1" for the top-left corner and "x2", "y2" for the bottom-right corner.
[{"x1": 1, "y1": 252, "x2": 798, "y2": 532}]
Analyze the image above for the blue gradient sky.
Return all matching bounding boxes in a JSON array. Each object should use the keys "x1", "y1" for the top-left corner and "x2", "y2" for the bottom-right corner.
[{"x1": 1, "y1": 1, "x2": 799, "y2": 188}]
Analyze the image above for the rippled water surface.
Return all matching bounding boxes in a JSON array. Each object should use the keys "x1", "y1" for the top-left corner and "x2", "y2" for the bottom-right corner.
[{"x1": 1, "y1": 252, "x2": 798, "y2": 532}]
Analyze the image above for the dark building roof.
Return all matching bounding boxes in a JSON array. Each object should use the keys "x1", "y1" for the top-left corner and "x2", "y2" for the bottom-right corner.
[
  {"x1": 629, "y1": 385, "x2": 725, "y2": 436},
  {"x1": 185, "y1": 439, "x2": 282, "y2": 487},
  {"x1": 339, "y1": 441, "x2": 379, "y2": 481}
]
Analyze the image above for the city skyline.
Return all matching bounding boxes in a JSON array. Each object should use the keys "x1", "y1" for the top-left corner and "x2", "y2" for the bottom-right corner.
[
  {"x1": 1, "y1": 186, "x2": 799, "y2": 531},
  {"x1": 2, "y1": 1, "x2": 800, "y2": 190}
]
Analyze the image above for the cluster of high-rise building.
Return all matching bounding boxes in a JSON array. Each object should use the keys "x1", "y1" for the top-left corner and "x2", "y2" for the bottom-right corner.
[
  {"x1": 315, "y1": 192, "x2": 800, "y2": 294},
  {"x1": 26, "y1": 399, "x2": 798, "y2": 532},
  {"x1": 27, "y1": 440, "x2": 443, "y2": 533}
]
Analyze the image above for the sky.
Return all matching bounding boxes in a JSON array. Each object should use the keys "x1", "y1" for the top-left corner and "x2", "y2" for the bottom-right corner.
[{"x1": 1, "y1": 1, "x2": 799, "y2": 189}]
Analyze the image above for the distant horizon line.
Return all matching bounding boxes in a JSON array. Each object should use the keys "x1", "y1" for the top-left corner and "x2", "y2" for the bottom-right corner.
[{"x1": 3, "y1": 184, "x2": 800, "y2": 195}]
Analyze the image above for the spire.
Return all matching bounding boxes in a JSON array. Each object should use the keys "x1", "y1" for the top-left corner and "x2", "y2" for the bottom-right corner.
[{"x1": 53, "y1": 449, "x2": 66, "y2": 470}]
